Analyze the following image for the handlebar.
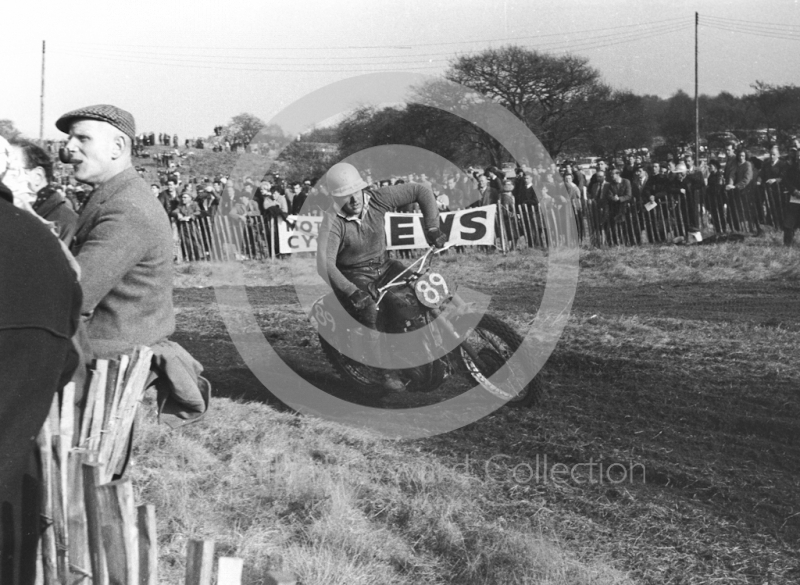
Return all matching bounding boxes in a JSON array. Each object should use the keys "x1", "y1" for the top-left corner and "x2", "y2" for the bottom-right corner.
[{"x1": 375, "y1": 243, "x2": 453, "y2": 306}]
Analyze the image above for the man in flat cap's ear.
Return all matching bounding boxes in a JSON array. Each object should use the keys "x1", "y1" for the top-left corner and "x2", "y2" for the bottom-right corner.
[{"x1": 57, "y1": 105, "x2": 208, "y2": 428}]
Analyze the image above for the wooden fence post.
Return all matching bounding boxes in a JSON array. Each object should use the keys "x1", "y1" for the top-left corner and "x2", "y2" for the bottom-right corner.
[
  {"x1": 185, "y1": 540, "x2": 215, "y2": 585},
  {"x1": 35, "y1": 419, "x2": 57, "y2": 585},
  {"x1": 137, "y1": 505, "x2": 157, "y2": 585},
  {"x1": 66, "y1": 450, "x2": 91, "y2": 583},
  {"x1": 82, "y1": 461, "x2": 107, "y2": 585},
  {"x1": 97, "y1": 479, "x2": 138, "y2": 585},
  {"x1": 49, "y1": 397, "x2": 69, "y2": 585}
]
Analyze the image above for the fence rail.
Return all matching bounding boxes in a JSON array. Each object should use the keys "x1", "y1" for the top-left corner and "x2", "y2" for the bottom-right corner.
[{"x1": 173, "y1": 185, "x2": 787, "y2": 262}]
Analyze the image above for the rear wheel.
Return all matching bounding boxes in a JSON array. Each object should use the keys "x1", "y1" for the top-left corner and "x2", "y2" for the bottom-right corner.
[{"x1": 456, "y1": 313, "x2": 543, "y2": 408}]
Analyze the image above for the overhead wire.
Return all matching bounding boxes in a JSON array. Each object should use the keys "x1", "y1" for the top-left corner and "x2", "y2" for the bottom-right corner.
[
  {"x1": 702, "y1": 22, "x2": 800, "y2": 42},
  {"x1": 701, "y1": 16, "x2": 800, "y2": 41},
  {"x1": 54, "y1": 51, "x2": 446, "y2": 73},
  {"x1": 56, "y1": 21, "x2": 689, "y2": 72},
  {"x1": 58, "y1": 16, "x2": 686, "y2": 52},
  {"x1": 702, "y1": 14, "x2": 800, "y2": 31},
  {"x1": 57, "y1": 20, "x2": 686, "y2": 64},
  {"x1": 548, "y1": 22, "x2": 688, "y2": 54}
]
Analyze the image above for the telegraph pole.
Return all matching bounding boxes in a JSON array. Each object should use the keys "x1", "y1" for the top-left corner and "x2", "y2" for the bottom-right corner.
[
  {"x1": 39, "y1": 40, "x2": 46, "y2": 142},
  {"x1": 695, "y1": 13, "x2": 700, "y2": 163}
]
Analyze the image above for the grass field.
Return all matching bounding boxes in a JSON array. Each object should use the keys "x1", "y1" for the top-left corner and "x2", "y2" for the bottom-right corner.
[{"x1": 131, "y1": 233, "x2": 800, "y2": 584}]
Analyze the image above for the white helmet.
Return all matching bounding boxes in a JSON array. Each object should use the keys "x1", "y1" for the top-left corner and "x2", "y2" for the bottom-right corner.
[{"x1": 325, "y1": 162, "x2": 368, "y2": 198}]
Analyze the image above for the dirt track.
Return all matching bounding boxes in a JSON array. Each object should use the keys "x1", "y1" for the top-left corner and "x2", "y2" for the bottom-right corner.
[{"x1": 173, "y1": 278, "x2": 800, "y2": 584}]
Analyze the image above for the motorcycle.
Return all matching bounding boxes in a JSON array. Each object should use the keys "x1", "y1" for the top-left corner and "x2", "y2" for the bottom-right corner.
[{"x1": 309, "y1": 245, "x2": 542, "y2": 407}]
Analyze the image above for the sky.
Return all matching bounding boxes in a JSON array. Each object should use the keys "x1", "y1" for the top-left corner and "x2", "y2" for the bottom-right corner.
[{"x1": 1, "y1": 0, "x2": 798, "y2": 141}]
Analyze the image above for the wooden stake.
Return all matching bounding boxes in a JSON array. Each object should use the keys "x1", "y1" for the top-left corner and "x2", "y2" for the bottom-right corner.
[
  {"x1": 184, "y1": 540, "x2": 214, "y2": 585},
  {"x1": 59, "y1": 382, "x2": 75, "y2": 445},
  {"x1": 82, "y1": 461, "x2": 107, "y2": 585},
  {"x1": 107, "y1": 348, "x2": 153, "y2": 479},
  {"x1": 48, "y1": 394, "x2": 69, "y2": 585},
  {"x1": 99, "y1": 356, "x2": 128, "y2": 477},
  {"x1": 97, "y1": 479, "x2": 138, "y2": 585},
  {"x1": 66, "y1": 450, "x2": 90, "y2": 583},
  {"x1": 79, "y1": 362, "x2": 102, "y2": 447},
  {"x1": 87, "y1": 361, "x2": 108, "y2": 454},
  {"x1": 101, "y1": 360, "x2": 119, "y2": 434},
  {"x1": 137, "y1": 505, "x2": 157, "y2": 585},
  {"x1": 35, "y1": 419, "x2": 57, "y2": 585}
]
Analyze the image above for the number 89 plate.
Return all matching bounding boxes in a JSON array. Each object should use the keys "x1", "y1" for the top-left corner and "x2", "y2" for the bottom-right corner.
[{"x1": 414, "y1": 272, "x2": 451, "y2": 308}]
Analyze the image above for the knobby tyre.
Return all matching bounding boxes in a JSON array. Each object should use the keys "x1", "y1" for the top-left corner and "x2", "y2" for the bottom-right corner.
[
  {"x1": 318, "y1": 334, "x2": 386, "y2": 390},
  {"x1": 456, "y1": 313, "x2": 543, "y2": 408}
]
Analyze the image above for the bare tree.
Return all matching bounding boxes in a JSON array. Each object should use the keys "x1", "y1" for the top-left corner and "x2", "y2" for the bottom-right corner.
[{"x1": 444, "y1": 46, "x2": 615, "y2": 157}]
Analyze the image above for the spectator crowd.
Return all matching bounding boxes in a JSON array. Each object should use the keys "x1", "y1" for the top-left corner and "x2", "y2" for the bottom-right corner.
[{"x1": 25, "y1": 131, "x2": 800, "y2": 261}]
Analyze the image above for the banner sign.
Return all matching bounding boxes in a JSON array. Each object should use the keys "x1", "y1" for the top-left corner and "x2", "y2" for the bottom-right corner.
[
  {"x1": 277, "y1": 206, "x2": 497, "y2": 253},
  {"x1": 385, "y1": 206, "x2": 497, "y2": 250},
  {"x1": 278, "y1": 215, "x2": 323, "y2": 253}
]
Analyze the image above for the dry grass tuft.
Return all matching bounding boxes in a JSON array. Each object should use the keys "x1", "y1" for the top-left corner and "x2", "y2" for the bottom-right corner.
[{"x1": 131, "y1": 398, "x2": 633, "y2": 584}]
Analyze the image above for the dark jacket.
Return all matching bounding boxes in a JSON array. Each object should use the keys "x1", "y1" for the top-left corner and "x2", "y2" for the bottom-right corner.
[
  {"x1": 729, "y1": 161, "x2": 755, "y2": 195},
  {"x1": 0, "y1": 189, "x2": 81, "y2": 582},
  {"x1": 35, "y1": 187, "x2": 78, "y2": 245},
  {"x1": 602, "y1": 178, "x2": 632, "y2": 222},
  {"x1": 631, "y1": 174, "x2": 650, "y2": 205},
  {"x1": 515, "y1": 183, "x2": 539, "y2": 207},
  {"x1": 291, "y1": 191, "x2": 308, "y2": 215},
  {"x1": 318, "y1": 183, "x2": 438, "y2": 298},
  {"x1": 760, "y1": 159, "x2": 787, "y2": 184}
]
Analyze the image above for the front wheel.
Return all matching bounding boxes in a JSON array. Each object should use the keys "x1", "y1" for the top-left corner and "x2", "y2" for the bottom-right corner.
[
  {"x1": 318, "y1": 334, "x2": 386, "y2": 391},
  {"x1": 455, "y1": 313, "x2": 543, "y2": 408}
]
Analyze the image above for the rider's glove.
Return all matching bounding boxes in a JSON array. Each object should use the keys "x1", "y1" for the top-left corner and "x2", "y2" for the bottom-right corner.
[
  {"x1": 425, "y1": 227, "x2": 448, "y2": 249},
  {"x1": 348, "y1": 289, "x2": 375, "y2": 315}
]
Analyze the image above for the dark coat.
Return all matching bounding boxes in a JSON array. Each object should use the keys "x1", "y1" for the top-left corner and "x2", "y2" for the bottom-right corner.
[
  {"x1": 602, "y1": 178, "x2": 633, "y2": 222},
  {"x1": 70, "y1": 166, "x2": 175, "y2": 359},
  {"x1": 515, "y1": 183, "x2": 539, "y2": 207},
  {"x1": 36, "y1": 189, "x2": 78, "y2": 245},
  {"x1": 158, "y1": 190, "x2": 177, "y2": 216},
  {"x1": 0, "y1": 189, "x2": 81, "y2": 583}
]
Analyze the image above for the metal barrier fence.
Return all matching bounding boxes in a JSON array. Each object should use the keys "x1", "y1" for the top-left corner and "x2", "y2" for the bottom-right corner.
[{"x1": 173, "y1": 186, "x2": 787, "y2": 261}]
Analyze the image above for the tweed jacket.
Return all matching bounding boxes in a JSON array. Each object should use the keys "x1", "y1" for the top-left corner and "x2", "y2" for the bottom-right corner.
[{"x1": 71, "y1": 166, "x2": 175, "y2": 358}]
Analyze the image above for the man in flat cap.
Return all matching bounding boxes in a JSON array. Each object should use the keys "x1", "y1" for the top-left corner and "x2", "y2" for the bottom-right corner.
[
  {"x1": 57, "y1": 104, "x2": 174, "y2": 359},
  {"x1": 57, "y1": 104, "x2": 207, "y2": 425}
]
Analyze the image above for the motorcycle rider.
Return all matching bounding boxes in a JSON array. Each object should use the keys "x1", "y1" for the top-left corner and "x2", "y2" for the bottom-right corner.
[{"x1": 317, "y1": 162, "x2": 447, "y2": 391}]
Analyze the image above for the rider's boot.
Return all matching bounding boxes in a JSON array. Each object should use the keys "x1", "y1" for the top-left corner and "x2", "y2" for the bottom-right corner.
[{"x1": 361, "y1": 329, "x2": 407, "y2": 392}]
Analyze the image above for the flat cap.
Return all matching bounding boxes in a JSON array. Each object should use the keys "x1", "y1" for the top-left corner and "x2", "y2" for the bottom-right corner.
[{"x1": 56, "y1": 104, "x2": 136, "y2": 140}]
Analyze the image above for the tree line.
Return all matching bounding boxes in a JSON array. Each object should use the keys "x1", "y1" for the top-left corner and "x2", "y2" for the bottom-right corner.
[{"x1": 311, "y1": 45, "x2": 799, "y2": 168}]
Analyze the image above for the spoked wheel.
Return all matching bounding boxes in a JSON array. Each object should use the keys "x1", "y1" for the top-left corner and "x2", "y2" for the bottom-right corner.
[
  {"x1": 318, "y1": 334, "x2": 386, "y2": 390},
  {"x1": 457, "y1": 313, "x2": 543, "y2": 408}
]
